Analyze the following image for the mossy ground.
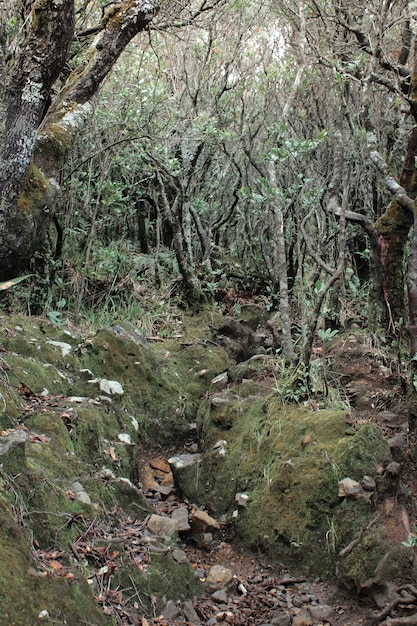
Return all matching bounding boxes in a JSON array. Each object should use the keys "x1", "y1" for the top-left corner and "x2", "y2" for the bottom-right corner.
[{"x1": 0, "y1": 313, "x2": 227, "y2": 624}]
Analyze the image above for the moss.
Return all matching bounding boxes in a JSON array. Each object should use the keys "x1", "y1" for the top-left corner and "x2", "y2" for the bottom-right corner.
[
  {"x1": 113, "y1": 552, "x2": 202, "y2": 616},
  {"x1": 17, "y1": 164, "x2": 48, "y2": 215},
  {"x1": 193, "y1": 385, "x2": 394, "y2": 581},
  {"x1": 36, "y1": 123, "x2": 72, "y2": 169},
  {"x1": 0, "y1": 503, "x2": 111, "y2": 626}
]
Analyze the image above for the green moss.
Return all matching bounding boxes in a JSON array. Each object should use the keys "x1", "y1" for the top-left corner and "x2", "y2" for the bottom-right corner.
[
  {"x1": 193, "y1": 386, "x2": 394, "y2": 581},
  {"x1": 0, "y1": 504, "x2": 111, "y2": 626},
  {"x1": 17, "y1": 164, "x2": 48, "y2": 214},
  {"x1": 113, "y1": 553, "x2": 202, "y2": 616}
]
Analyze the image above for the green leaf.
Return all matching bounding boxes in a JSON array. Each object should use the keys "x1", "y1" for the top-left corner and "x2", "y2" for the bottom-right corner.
[{"x1": 0, "y1": 274, "x2": 34, "y2": 291}]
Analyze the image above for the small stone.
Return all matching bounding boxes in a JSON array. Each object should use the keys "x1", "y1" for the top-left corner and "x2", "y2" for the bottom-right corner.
[
  {"x1": 168, "y1": 453, "x2": 202, "y2": 469},
  {"x1": 98, "y1": 379, "x2": 124, "y2": 395},
  {"x1": 191, "y1": 509, "x2": 220, "y2": 530},
  {"x1": 212, "y1": 589, "x2": 228, "y2": 603},
  {"x1": 147, "y1": 514, "x2": 178, "y2": 540},
  {"x1": 171, "y1": 507, "x2": 191, "y2": 532},
  {"x1": 118, "y1": 433, "x2": 132, "y2": 445},
  {"x1": 161, "y1": 600, "x2": 180, "y2": 620},
  {"x1": 211, "y1": 371, "x2": 228, "y2": 389},
  {"x1": 361, "y1": 475, "x2": 376, "y2": 491},
  {"x1": 338, "y1": 477, "x2": 361, "y2": 497},
  {"x1": 292, "y1": 596, "x2": 303, "y2": 608},
  {"x1": 211, "y1": 396, "x2": 230, "y2": 407},
  {"x1": 205, "y1": 565, "x2": 233, "y2": 590},
  {"x1": 235, "y1": 492, "x2": 249, "y2": 507},
  {"x1": 378, "y1": 411, "x2": 407, "y2": 427},
  {"x1": 386, "y1": 461, "x2": 401, "y2": 476},
  {"x1": 270, "y1": 616, "x2": 291, "y2": 626},
  {"x1": 76, "y1": 491, "x2": 91, "y2": 505},
  {"x1": 172, "y1": 549, "x2": 188, "y2": 564},
  {"x1": 79, "y1": 368, "x2": 94, "y2": 380},
  {"x1": 183, "y1": 600, "x2": 200, "y2": 624},
  {"x1": 188, "y1": 443, "x2": 199, "y2": 454},
  {"x1": 194, "y1": 567, "x2": 205, "y2": 579},
  {"x1": 47, "y1": 340, "x2": 72, "y2": 356},
  {"x1": 292, "y1": 614, "x2": 313, "y2": 626},
  {"x1": 308, "y1": 604, "x2": 334, "y2": 621}
]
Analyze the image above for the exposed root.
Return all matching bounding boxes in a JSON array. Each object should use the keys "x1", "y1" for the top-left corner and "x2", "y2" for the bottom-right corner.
[{"x1": 370, "y1": 585, "x2": 417, "y2": 624}]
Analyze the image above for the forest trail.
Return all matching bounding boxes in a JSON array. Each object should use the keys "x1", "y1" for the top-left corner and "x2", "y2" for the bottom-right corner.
[{"x1": 95, "y1": 331, "x2": 415, "y2": 626}]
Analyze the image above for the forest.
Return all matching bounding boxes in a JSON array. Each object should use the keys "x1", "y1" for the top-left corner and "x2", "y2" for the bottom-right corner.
[{"x1": 1, "y1": 0, "x2": 417, "y2": 624}]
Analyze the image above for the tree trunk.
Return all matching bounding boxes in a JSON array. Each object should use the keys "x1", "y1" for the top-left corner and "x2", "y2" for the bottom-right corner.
[
  {"x1": 0, "y1": 0, "x2": 75, "y2": 278},
  {"x1": 0, "y1": 0, "x2": 159, "y2": 280},
  {"x1": 373, "y1": 128, "x2": 417, "y2": 326}
]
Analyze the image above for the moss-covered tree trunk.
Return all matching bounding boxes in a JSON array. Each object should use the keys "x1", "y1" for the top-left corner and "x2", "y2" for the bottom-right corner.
[
  {"x1": 0, "y1": 0, "x2": 159, "y2": 281},
  {"x1": 372, "y1": 130, "x2": 417, "y2": 327}
]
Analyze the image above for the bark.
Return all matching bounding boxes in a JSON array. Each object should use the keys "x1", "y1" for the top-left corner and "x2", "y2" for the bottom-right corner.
[
  {"x1": 0, "y1": 0, "x2": 75, "y2": 277},
  {"x1": 268, "y1": 162, "x2": 294, "y2": 361},
  {"x1": 0, "y1": 0, "x2": 159, "y2": 280},
  {"x1": 155, "y1": 170, "x2": 205, "y2": 304},
  {"x1": 371, "y1": 34, "x2": 417, "y2": 327}
]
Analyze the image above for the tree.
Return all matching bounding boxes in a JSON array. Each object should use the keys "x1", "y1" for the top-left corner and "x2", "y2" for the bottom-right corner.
[{"x1": 0, "y1": 0, "x2": 226, "y2": 281}]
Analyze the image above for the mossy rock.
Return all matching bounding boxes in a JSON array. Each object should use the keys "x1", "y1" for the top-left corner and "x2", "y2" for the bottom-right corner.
[{"x1": 192, "y1": 385, "x2": 394, "y2": 582}]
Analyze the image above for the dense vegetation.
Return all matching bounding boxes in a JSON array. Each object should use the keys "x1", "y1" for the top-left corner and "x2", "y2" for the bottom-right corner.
[{"x1": 0, "y1": 0, "x2": 416, "y2": 385}]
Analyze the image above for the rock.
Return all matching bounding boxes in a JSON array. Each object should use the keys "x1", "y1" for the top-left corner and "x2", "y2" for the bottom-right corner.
[
  {"x1": 109, "y1": 322, "x2": 150, "y2": 349},
  {"x1": 169, "y1": 453, "x2": 202, "y2": 469},
  {"x1": 211, "y1": 396, "x2": 230, "y2": 407},
  {"x1": 360, "y1": 475, "x2": 376, "y2": 491},
  {"x1": 118, "y1": 433, "x2": 132, "y2": 445},
  {"x1": 171, "y1": 506, "x2": 191, "y2": 532},
  {"x1": 172, "y1": 549, "x2": 189, "y2": 564},
  {"x1": 211, "y1": 371, "x2": 229, "y2": 390},
  {"x1": 98, "y1": 379, "x2": 124, "y2": 395},
  {"x1": 212, "y1": 589, "x2": 228, "y2": 603},
  {"x1": 308, "y1": 604, "x2": 334, "y2": 621},
  {"x1": 77, "y1": 491, "x2": 91, "y2": 505},
  {"x1": 191, "y1": 509, "x2": 220, "y2": 530},
  {"x1": 213, "y1": 439, "x2": 227, "y2": 455},
  {"x1": 205, "y1": 565, "x2": 234, "y2": 590},
  {"x1": 183, "y1": 600, "x2": 201, "y2": 624},
  {"x1": 194, "y1": 567, "x2": 205, "y2": 579},
  {"x1": 292, "y1": 615, "x2": 313, "y2": 626},
  {"x1": 161, "y1": 600, "x2": 181, "y2": 620},
  {"x1": 338, "y1": 477, "x2": 361, "y2": 497},
  {"x1": 71, "y1": 481, "x2": 91, "y2": 505},
  {"x1": 388, "y1": 433, "x2": 407, "y2": 460},
  {"x1": 147, "y1": 514, "x2": 178, "y2": 541},
  {"x1": 47, "y1": 340, "x2": 72, "y2": 356},
  {"x1": 269, "y1": 616, "x2": 291, "y2": 626},
  {"x1": 235, "y1": 492, "x2": 249, "y2": 507},
  {"x1": 385, "y1": 461, "x2": 400, "y2": 476},
  {"x1": 265, "y1": 610, "x2": 292, "y2": 626},
  {"x1": 378, "y1": 411, "x2": 407, "y2": 427},
  {"x1": 79, "y1": 368, "x2": 94, "y2": 380},
  {"x1": 169, "y1": 453, "x2": 202, "y2": 499},
  {"x1": 292, "y1": 596, "x2": 303, "y2": 608}
]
